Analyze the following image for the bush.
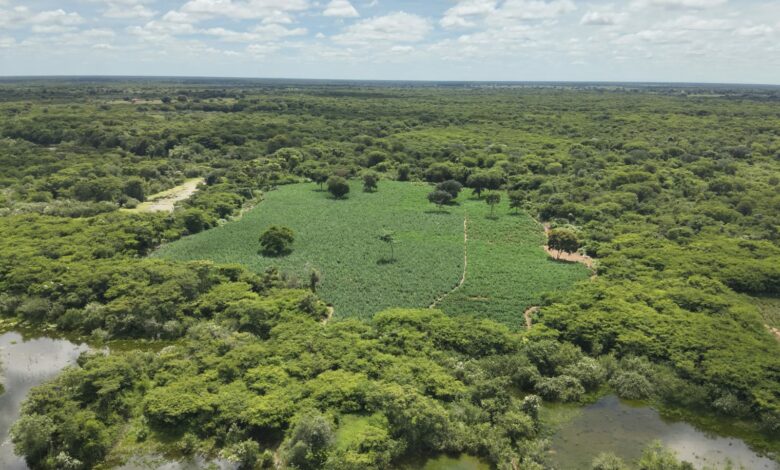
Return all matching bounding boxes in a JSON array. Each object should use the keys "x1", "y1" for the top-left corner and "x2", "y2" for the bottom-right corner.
[
  {"x1": 534, "y1": 375, "x2": 585, "y2": 402},
  {"x1": 259, "y1": 226, "x2": 294, "y2": 257},
  {"x1": 591, "y1": 452, "x2": 628, "y2": 470},
  {"x1": 327, "y1": 176, "x2": 350, "y2": 199},
  {"x1": 609, "y1": 371, "x2": 653, "y2": 400}
]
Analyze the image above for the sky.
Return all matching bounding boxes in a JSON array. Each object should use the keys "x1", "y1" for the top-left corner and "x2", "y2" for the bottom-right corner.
[{"x1": 0, "y1": 0, "x2": 778, "y2": 84}]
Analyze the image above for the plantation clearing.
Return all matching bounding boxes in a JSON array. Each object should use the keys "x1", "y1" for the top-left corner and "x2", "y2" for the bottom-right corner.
[{"x1": 154, "y1": 181, "x2": 587, "y2": 324}]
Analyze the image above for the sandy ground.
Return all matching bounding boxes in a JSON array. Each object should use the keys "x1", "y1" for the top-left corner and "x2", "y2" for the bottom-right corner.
[{"x1": 125, "y1": 178, "x2": 204, "y2": 213}]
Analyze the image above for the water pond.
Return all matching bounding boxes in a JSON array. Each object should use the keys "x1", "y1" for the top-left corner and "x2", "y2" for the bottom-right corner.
[
  {"x1": 548, "y1": 395, "x2": 779, "y2": 469},
  {"x1": 0, "y1": 331, "x2": 90, "y2": 470}
]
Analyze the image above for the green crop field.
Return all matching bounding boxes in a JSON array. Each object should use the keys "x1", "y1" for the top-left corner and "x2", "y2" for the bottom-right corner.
[{"x1": 154, "y1": 181, "x2": 588, "y2": 324}]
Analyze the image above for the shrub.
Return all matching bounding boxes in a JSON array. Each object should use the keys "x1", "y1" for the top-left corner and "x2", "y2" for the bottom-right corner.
[
  {"x1": 327, "y1": 176, "x2": 350, "y2": 199},
  {"x1": 534, "y1": 375, "x2": 585, "y2": 402},
  {"x1": 609, "y1": 371, "x2": 653, "y2": 400},
  {"x1": 259, "y1": 226, "x2": 294, "y2": 257}
]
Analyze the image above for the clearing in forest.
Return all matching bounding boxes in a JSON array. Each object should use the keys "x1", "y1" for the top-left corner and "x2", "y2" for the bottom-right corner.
[
  {"x1": 154, "y1": 181, "x2": 587, "y2": 325},
  {"x1": 122, "y1": 178, "x2": 203, "y2": 213}
]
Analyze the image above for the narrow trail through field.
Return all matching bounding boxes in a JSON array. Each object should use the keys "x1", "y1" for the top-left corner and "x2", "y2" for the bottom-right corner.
[
  {"x1": 523, "y1": 306, "x2": 539, "y2": 329},
  {"x1": 430, "y1": 214, "x2": 469, "y2": 309}
]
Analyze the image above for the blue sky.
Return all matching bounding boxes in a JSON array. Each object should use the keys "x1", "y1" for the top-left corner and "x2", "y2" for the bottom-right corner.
[{"x1": 1, "y1": 0, "x2": 778, "y2": 83}]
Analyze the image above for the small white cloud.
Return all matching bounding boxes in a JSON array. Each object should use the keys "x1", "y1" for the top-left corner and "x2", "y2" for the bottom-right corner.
[
  {"x1": 324, "y1": 0, "x2": 359, "y2": 18},
  {"x1": 580, "y1": 10, "x2": 625, "y2": 26},
  {"x1": 177, "y1": 0, "x2": 310, "y2": 22},
  {"x1": 735, "y1": 24, "x2": 773, "y2": 36},
  {"x1": 633, "y1": 0, "x2": 728, "y2": 10},
  {"x1": 493, "y1": 0, "x2": 576, "y2": 22},
  {"x1": 440, "y1": 0, "x2": 496, "y2": 29},
  {"x1": 332, "y1": 11, "x2": 431, "y2": 45}
]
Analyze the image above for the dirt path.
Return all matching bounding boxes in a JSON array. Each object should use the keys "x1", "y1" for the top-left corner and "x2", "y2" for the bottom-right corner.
[
  {"x1": 523, "y1": 306, "x2": 539, "y2": 330},
  {"x1": 322, "y1": 305, "x2": 335, "y2": 325},
  {"x1": 430, "y1": 214, "x2": 469, "y2": 309},
  {"x1": 123, "y1": 178, "x2": 204, "y2": 213},
  {"x1": 767, "y1": 325, "x2": 780, "y2": 341}
]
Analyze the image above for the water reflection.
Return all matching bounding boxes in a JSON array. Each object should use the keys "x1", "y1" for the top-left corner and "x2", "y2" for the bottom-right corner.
[
  {"x1": 549, "y1": 395, "x2": 779, "y2": 469},
  {"x1": 0, "y1": 331, "x2": 89, "y2": 470}
]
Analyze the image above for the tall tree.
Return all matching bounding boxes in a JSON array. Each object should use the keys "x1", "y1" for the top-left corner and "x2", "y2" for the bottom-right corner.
[
  {"x1": 547, "y1": 228, "x2": 580, "y2": 259},
  {"x1": 486, "y1": 192, "x2": 501, "y2": 217}
]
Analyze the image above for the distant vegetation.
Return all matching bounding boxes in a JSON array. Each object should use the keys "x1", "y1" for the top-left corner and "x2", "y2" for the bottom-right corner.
[{"x1": 0, "y1": 79, "x2": 778, "y2": 468}]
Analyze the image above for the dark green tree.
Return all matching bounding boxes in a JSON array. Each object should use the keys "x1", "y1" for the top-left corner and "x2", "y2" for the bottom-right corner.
[
  {"x1": 547, "y1": 228, "x2": 580, "y2": 259},
  {"x1": 363, "y1": 173, "x2": 379, "y2": 192},
  {"x1": 327, "y1": 176, "x2": 350, "y2": 199},
  {"x1": 259, "y1": 225, "x2": 294, "y2": 256},
  {"x1": 436, "y1": 179, "x2": 463, "y2": 199},
  {"x1": 508, "y1": 190, "x2": 524, "y2": 214},
  {"x1": 467, "y1": 170, "x2": 503, "y2": 198},
  {"x1": 485, "y1": 192, "x2": 501, "y2": 217},
  {"x1": 427, "y1": 190, "x2": 452, "y2": 211}
]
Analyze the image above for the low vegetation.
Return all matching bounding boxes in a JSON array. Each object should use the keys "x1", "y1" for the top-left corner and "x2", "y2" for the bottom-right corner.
[{"x1": 154, "y1": 181, "x2": 586, "y2": 324}]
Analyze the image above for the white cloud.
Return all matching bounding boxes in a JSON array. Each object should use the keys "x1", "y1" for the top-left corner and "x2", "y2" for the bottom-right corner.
[
  {"x1": 104, "y1": 4, "x2": 157, "y2": 19},
  {"x1": 324, "y1": 0, "x2": 359, "y2": 18},
  {"x1": 633, "y1": 0, "x2": 728, "y2": 10},
  {"x1": 203, "y1": 24, "x2": 306, "y2": 42},
  {"x1": 441, "y1": 0, "x2": 496, "y2": 29},
  {"x1": 175, "y1": 0, "x2": 310, "y2": 22},
  {"x1": 0, "y1": 36, "x2": 15, "y2": 48},
  {"x1": 735, "y1": 24, "x2": 773, "y2": 37},
  {"x1": 332, "y1": 11, "x2": 431, "y2": 45},
  {"x1": 581, "y1": 10, "x2": 626, "y2": 26},
  {"x1": 491, "y1": 0, "x2": 576, "y2": 22},
  {"x1": 659, "y1": 15, "x2": 732, "y2": 30},
  {"x1": 85, "y1": 0, "x2": 157, "y2": 19}
]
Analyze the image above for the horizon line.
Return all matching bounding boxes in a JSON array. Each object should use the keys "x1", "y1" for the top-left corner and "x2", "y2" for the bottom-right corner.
[{"x1": 0, "y1": 75, "x2": 778, "y2": 88}]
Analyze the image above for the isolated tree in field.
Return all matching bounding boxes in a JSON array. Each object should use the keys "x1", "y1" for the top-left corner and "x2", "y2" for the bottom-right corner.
[
  {"x1": 309, "y1": 269, "x2": 321, "y2": 293},
  {"x1": 436, "y1": 179, "x2": 463, "y2": 199},
  {"x1": 485, "y1": 192, "x2": 501, "y2": 217},
  {"x1": 326, "y1": 176, "x2": 350, "y2": 199},
  {"x1": 310, "y1": 169, "x2": 329, "y2": 190},
  {"x1": 378, "y1": 230, "x2": 396, "y2": 262},
  {"x1": 508, "y1": 190, "x2": 524, "y2": 214},
  {"x1": 467, "y1": 170, "x2": 503, "y2": 198},
  {"x1": 547, "y1": 228, "x2": 580, "y2": 259},
  {"x1": 363, "y1": 173, "x2": 379, "y2": 192},
  {"x1": 428, "y1": 190, "x2": 452, "y2": 211},
  {"x1": 259, "y1": 225, "x2": 294, "y2": 256}
]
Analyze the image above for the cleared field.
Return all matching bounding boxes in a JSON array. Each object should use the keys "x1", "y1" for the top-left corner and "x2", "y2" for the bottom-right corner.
[{"x1": 154, "y1": 181, "x2": 587, "y2": 324}]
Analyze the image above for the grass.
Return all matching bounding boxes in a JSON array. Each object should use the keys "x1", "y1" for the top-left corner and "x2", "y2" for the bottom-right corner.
[
  {"x1": 754, "y1": 296, "x2": 780, "y2": 329},
  {"x1": 153, "y1": 181, "x2": 587, "y2": 326}
]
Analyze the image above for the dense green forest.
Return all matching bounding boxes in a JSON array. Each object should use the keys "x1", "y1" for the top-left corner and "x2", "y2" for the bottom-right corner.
[{"x1": 0, "y1": 79, "x2": 778, "y2": 469}]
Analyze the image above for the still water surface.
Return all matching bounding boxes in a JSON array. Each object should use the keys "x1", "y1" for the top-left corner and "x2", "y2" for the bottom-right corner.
[
  {"x1": 0, "y1": 331, "x2": 89, "y2": 470},
  {"x1": 549, "y1": 395, "x2": 779, "y2": 469}
]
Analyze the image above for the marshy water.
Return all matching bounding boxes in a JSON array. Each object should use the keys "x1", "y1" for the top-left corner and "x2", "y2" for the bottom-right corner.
[
  {"x1": 1, "y1": 332, "x2": 777, "y2": 470},
  {"x1": 0, "y1": 331, "x2": 89, "y2": 470},
  {"x1": 549, "y1": 395, "x2": 779, "y2": 469}
]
